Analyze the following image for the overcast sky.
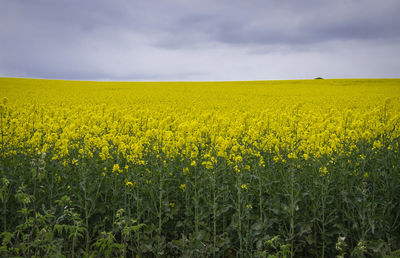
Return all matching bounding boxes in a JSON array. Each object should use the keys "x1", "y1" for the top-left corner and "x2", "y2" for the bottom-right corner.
[{"x1": 1, "y1": 0, "x2": 400, "y2": 81}]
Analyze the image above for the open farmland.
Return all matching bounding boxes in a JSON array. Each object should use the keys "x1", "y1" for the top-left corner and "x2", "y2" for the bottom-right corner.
[{"x1": 1, "y1": 78, "x2": 400, "y2": 257}]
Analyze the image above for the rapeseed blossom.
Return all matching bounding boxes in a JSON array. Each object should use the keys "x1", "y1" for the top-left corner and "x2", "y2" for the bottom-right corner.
[
  {"x1": 0, "y1": 78, "x2": 399, "y2": 172},
  {"x1": 112, "y1": 164, "x2": 121, "y2": 173},
  {"x1": 1, "y1": 78, "x2": 400, "y2": 257}
]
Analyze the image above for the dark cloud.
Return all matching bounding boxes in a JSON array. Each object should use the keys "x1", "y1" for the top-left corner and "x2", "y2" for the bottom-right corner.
[{"x1": 0, "y1": 0, "x2": 399, "y2": 80}]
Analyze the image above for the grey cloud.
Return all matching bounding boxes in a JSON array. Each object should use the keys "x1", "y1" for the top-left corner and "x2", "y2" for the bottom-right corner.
[
  {"x1": 0, "y1": 0, "x2": 399, "y2": 80},
  {"x1": 4, "y1": 0, "x2": 399, "y2": 46},
  {"x1": 170, "y1": 0, "x2": 400, "y2": 47}
]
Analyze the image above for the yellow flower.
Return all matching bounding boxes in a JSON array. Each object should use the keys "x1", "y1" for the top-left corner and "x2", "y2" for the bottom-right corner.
[
  {"x1": 234, "y1": 165, "x2": 240, "y2": 173},
  {"x1": 169, "y1": 202, "x2": 175, "y2": 208},
  {"x1": 2, "y1": 78, "x2": 400, "y2": 211},
  {"x1": 202, "y1": 161, "x2": 213, "y2": 170},
  {"x1": 288, "y1": 152, "x2": 297, "y2": 159},
  {"x1": 246, "y1": 204, "x2": 253, "y2": 209},
  {"x1": 126, "y1": 181, "x2": 134, "y2": 187},
  {"x1": 373, "y1": 140, "x2": 382, "y2": 149},
  {"x1": 112, "y1": 164, "x2": 121, "y2": 173},
  {"x1": 180, "y1": 184, "x2": 186, "y2": 191},
  {"x1": 234, "y1": 155, "x2": 243, "y2": 163}
]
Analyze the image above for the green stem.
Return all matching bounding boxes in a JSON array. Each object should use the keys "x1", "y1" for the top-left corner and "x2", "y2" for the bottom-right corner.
[
  {"x1": 28, "y1": 162, "x2": 39, "y2": 258},
  {"x1": 85, "y1": 199, "x2": 89, "y2": 255},
  {"x1": 321, "y1": 182, "x2": 326, "y2": 258},
  {"x1": 136, "y1": 183, "x2": 140, "y2": 253},
  {"x1": 2, "y1": 201, "x2": 6, "y2": 232},
  {"x1": 259, "y1": 168, "x2": 263, "y2": 223},
  {"x1": 1, "y1": 110, "x2": 4, "y2": 159},
  {"x1": 158, "y1": 169, "x2": 163, "y2": 254},
  {"x1": 72, "y1": 235, "x2": 76, "y2": 258},
  {"x1": 289, "y1": 168, "x2": 295, "y2": 258},
  {"x1": 238, "y1": 172, "x2": 243, "y2": 258},
  {"x1": 213, "y1": 173, "x2": 217, "y2": 257},
  {"x1": 194, "y1": 168, "x2": 199, "y2": 233}
]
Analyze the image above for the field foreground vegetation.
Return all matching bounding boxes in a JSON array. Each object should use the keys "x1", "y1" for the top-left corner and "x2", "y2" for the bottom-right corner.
[{"x1": 1, "y1": 78, "x2": 400, "y2": 257}]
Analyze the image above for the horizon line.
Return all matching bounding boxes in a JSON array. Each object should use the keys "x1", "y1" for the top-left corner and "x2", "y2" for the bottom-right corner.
[{"x1": 1, "y1": 76, "x2": 399, "y2": 83}]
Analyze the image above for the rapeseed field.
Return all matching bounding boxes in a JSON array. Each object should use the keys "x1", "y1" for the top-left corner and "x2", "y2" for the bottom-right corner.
[{"x1": 1, "y1": 78, "x2": 400, "y2": 257}]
